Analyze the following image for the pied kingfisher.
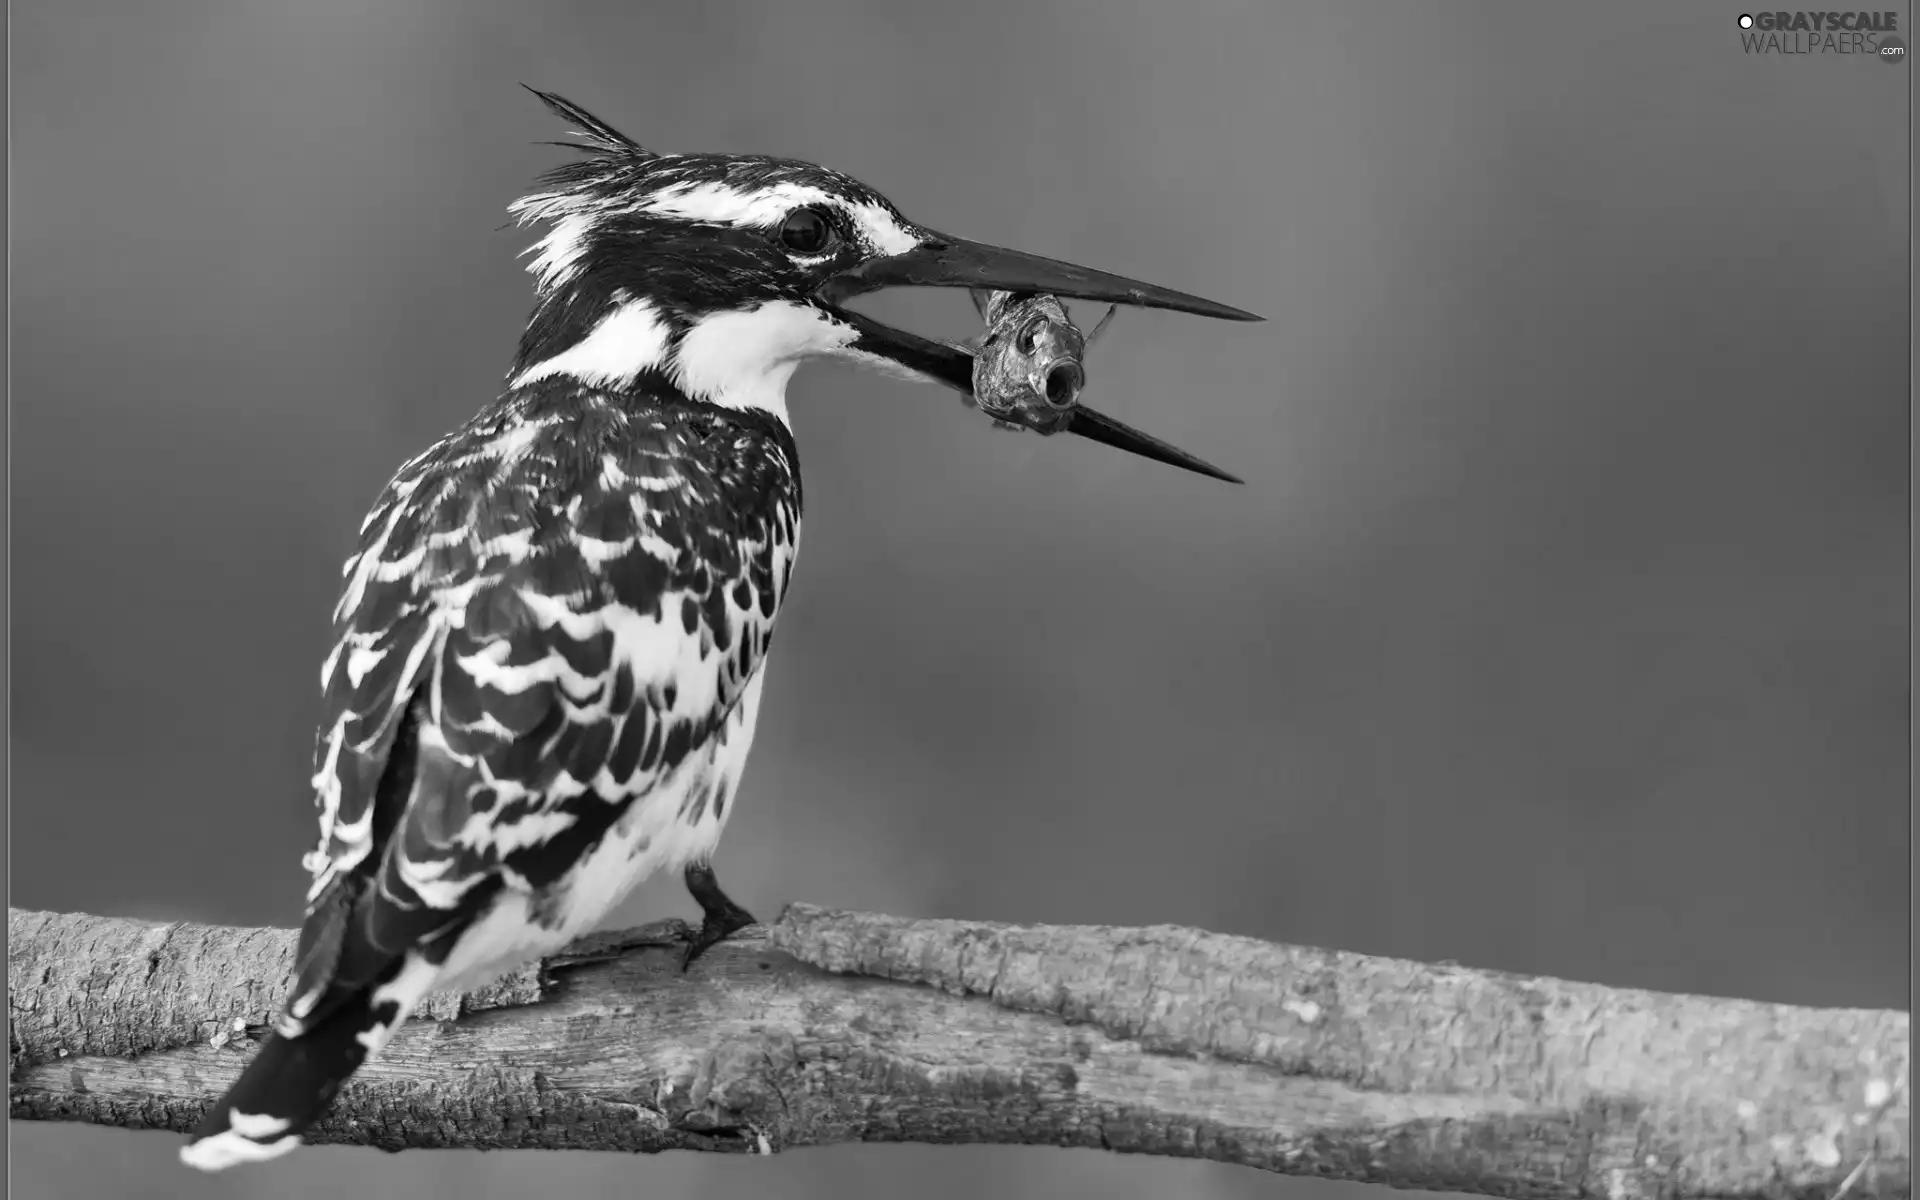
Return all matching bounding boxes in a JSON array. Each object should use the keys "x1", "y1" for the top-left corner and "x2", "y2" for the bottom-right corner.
[{"x1": 181, "y1": 88, "x2": 1258, "y2": 1171}]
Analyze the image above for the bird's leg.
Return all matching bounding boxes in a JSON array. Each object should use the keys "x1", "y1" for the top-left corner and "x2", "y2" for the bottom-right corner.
[{"x1": 680, "y1": 861, "x2": 757, "y2": 972}]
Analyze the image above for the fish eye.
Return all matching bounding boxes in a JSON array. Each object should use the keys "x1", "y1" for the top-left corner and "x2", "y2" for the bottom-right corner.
[
  {"x1": 779, "y1": 207, "x2": 836, "y2": 255},
  {"x1": 1016, "y1": 316, "x2": 1046, "y2": 355}
]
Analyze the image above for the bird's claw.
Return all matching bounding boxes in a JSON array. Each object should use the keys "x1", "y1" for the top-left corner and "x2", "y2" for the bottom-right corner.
[
  {"x1": 678, "y1": 909, "x2": 755, "y2": 972},
  {"x1": 679, "y1": 862, "x2": 756, "y2": 973}
]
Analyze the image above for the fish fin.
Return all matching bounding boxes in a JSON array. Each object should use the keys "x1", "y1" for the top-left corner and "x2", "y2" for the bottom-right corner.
[{"x1": 1086, "y1": 304, "x2": 1120, "y2": 346}]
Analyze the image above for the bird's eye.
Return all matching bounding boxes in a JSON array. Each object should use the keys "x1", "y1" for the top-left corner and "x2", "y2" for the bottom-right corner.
[{"x1": 779, "y1": 207, "x2": 836, "y2": 255}]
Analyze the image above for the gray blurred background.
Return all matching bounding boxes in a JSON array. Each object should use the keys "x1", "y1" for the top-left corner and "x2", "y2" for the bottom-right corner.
[{"x1": 9, "y1": 2, "x2": 1910, "y2": 1197}]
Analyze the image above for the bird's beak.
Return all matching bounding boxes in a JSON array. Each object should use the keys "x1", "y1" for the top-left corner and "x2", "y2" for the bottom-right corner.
[
  {"x1": 818, "y1": 232, "x2": 1260, "y2": 483},
  {"x1": 823, "y1": 232, "x2": 1263, "y2": 322}
]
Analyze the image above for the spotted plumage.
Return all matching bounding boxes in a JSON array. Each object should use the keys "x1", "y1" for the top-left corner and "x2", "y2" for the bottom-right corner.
[
  {"x1": 181, "y1": 87, "x2": 1256, "y2": 1174},
  {"x1": 184, "y1": 374, "x2": 799, "y2": 1169},
  {"x1": 298, "y1": 380, "x2": 798, "y2": 994}
]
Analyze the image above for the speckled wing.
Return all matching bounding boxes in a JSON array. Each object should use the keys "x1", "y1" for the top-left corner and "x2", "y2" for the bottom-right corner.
[{"x1": 283, "y1": 394, "x2": 798, "y2": 1032}]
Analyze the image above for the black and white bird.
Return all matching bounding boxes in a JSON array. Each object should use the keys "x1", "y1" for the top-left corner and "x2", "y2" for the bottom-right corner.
[{"x1": 180, "y1": 89, "x2": 1258, "y2": 1171}]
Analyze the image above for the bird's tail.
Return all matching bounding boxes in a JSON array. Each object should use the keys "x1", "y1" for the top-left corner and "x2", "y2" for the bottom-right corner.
[{"x1": 179, "y1": 953, "x2": 436, "y2": 1172}]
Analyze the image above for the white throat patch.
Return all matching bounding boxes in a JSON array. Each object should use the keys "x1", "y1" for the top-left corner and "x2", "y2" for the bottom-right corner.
[
  {"x1": 508, "y1": 297, "x2": 899, "y2": 422},
  {"x1": 671, "y1": 301, "x2": 860, "y2": 424}
]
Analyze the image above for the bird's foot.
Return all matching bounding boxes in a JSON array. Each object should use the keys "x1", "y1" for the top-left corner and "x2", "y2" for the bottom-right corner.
[{"x1": 680, "y1": 862, "x2": 757, "y2": 972}]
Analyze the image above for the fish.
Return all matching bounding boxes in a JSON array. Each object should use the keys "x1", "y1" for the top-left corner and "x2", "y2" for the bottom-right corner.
[{"x1": 964, "y1": 289, "x2": 1117, "y2": 435}]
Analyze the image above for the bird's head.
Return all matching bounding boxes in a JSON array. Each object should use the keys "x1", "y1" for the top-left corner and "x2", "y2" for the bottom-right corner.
[{"x1": 508, "y1": 89, "x2": 1259, "y2": 481}]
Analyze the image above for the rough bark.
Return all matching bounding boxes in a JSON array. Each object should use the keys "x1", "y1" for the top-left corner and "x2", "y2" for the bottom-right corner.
[{"x1": 8, "y1": 903, "x2": 1909, "y2": 1198}]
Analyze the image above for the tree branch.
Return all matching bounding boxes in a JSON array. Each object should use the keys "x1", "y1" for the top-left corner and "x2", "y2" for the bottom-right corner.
[{"x1": 8, "y1": 904, "x2": 1908, "y2": 1198}]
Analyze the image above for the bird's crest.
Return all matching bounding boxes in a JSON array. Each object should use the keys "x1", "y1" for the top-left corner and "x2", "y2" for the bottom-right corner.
[
  {"x1": 508, "y1": 89, "x2": 675, "y2": 293},
  {"x1": 523, "y1": 86, "x2": 655, "y2": 161},
  {"x1": 506, "y1": 88, "x2": 910, "y2": 303}
]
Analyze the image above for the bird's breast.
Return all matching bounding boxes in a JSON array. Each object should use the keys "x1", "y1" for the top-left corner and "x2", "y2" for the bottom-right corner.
[{"x1": 429, "y1": 663, "x2": 771, "y2": 996}]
